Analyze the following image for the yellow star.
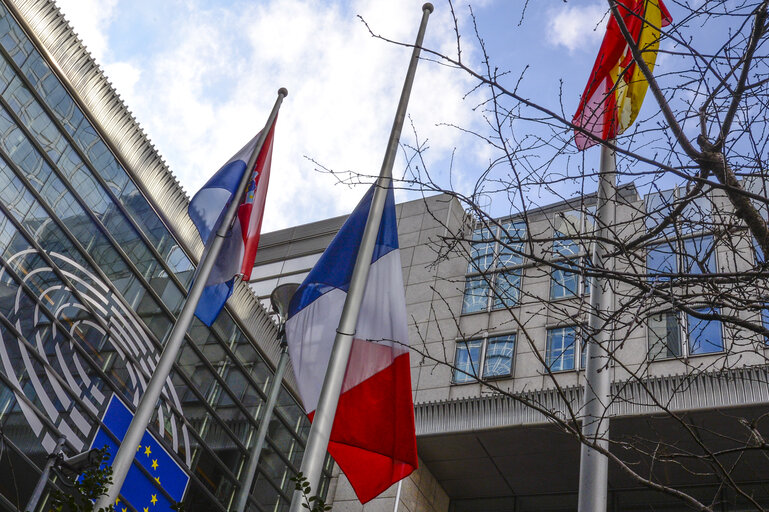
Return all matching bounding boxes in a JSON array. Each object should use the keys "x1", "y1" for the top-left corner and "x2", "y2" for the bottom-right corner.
[
  {"x1": 115, "y1": 498, "x2": 120, "y2": 505},
  {"x1": 151, "y1": 459, "x2": 158, "y2": 470},
  {"x1": 144, "y1": 445, "x2": 151, "y2": 457},
  {"x1": 143, "y1": 508, "x2": 148, "y2": 512},
  {"x1": 137, "y1": 444, "x2": 141, "y2": 452},
  {"x1": 154, "y1": 476, "x2": 161, "y2": 484},
  {"x1": 151, "y1": 495, "x2": 158, "y2": 506},
  {"x1": 122, "y1": 509, "x2": 127, "y2": 512}
]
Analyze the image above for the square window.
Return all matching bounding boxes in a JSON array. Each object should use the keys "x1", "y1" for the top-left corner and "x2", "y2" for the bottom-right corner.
[
  {"x1": 648, "y1": 312, "x2": 681, "y2": 360},
  {"x1": 492, "y1": 269, "x2": 521, "y2": 309},
  {"x1": 453, "y1": 340, "x2": 483, "y2": 383},
  {"x1": 483, "y1": 335, "x2": 515, "y2": 378},
  {"x1": 547, "y1": 326, "x2": 577, "y2": 371},
  {"x1": 687, "y1": 308, "x2": 723, "y2": 355},
  {"x1": 462, "y1": 276, "x2": 489, "y2": 314}
]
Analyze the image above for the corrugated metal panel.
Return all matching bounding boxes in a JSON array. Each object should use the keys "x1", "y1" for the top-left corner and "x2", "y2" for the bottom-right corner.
[{"x1": 415, "y1": 366, "x2": 769, "y2": 436}]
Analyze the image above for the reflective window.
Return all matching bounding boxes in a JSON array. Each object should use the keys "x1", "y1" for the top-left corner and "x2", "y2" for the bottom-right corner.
[
  {"x1": 463, "y1": 221, "x2": 526, "y2": 313},
  {"x1": 546, "y1": 326, "x2": 578, "y2": 372},
  {"x1": 462, "y1": 276, "x2": 489, "y2": 314},
  {"x1": 648, "y1": 236, "x2": 716, "y2": 278},
  {"x1": 551, "y1": 259, "x2": 582, "y2": 299},
  {"x1": 647, "y1": 308, "x2": 723, "y2": 359},
  {"x1": 453, "y1": 340, "x2": 482, "y2": 383},
  {"x1": 550, "y1": 208, "x2": 593, "y2": 299},
  {"x1": 687, "y1": 308, "x2": 723, "y2": 355},
  {"x1": 681, "y1": 235, "x2": 715, "y2": 274},
  {"x1": 483, "y1": 335, "x2": 515, "y2": 378},
  {"x1": 452, "y1": 335, "x2": 515, "y2": 384},
  {"x1": 648, "y1": 312, "x2": 682, "y2": 360}
]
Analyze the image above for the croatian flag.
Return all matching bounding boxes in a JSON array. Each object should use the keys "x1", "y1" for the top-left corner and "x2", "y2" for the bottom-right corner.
[
  {"x1": 285, "y1": 184, "x2": 418, "y2": 503},
  {"x1": 188, "y1": 123, "x2": 276, "y2": 326}
]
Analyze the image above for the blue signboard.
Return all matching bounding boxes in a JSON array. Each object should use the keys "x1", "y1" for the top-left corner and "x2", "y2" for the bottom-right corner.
[{"x1": 91, "y1": 395, "x2": 189, "y2": 512}]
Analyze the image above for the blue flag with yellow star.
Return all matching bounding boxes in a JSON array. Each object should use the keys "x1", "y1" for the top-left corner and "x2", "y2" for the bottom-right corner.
[{"x1": 91, "y1": 395, "x2": 189, "y2": 512}]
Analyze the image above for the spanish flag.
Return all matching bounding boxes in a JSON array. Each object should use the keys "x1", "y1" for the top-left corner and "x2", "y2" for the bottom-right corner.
[{"x1": 573, "y1": 0, "x2": 672, "y2": 150}]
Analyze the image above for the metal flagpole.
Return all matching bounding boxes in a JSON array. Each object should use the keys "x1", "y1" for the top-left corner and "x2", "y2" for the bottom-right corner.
[
  {"x1": 288, "y1": 5, "x2": 433, "y2": 510},
  {"x1": 234, "y1": 344, "x2": 290, "y2": 512},
  {"x1": 577, "y1": 142, "x2": 616, "y2": 512},
  {"x1": 96, "y1": 87, "x2": 288, "y2": 510},
  {"x1": 234, "y1": 283, "x2": 298, "y2": 512}
]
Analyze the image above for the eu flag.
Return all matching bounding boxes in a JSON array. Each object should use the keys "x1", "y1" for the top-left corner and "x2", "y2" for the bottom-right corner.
[{"x1": 91, "y1": 395, "x2": 189, "y2": 512}]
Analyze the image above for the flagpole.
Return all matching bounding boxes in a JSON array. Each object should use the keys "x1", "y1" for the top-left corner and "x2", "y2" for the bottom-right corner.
[
  {"x1": 234, "y1": 282, "x2": 298, "y2": 512},
  {"x1": 577, "y1": 142, "x2": 616, "y2": 512},
  {"x1": 288, "y1": 5, "x2": 433, "y2": 510},
  {"x1": 234, "y1": 343, "x2": 290, "y2": 512},
  {"x1": 96, "y1": 87, "x2": 288, "y2": 510}
]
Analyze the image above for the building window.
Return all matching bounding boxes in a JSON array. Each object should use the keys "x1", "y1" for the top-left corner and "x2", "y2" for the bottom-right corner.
[
  {"x1": 550, "y1": 208, "x2": 593, "y2": 299},
  {"x1": 453, "y1": 334, "x2": 515, "y2": 383},
  {"x1": 462, "y1": 221, "x2": 525, "y2": 314},
  {"x1": 546, "y1": 326, "x2": 586, "y2": 372},
  {"x1": 645, "y1": 189, "x2": 716, "y2": 279},
  {"x1": 647, "y1": 308, "x2": 723, "y2": 360},
  {"x1": 453, "y1": 339, "x2": 483, "y2": 383},
  {"x1": 648, "y1": 312, "x2": 682, "y2": 360},
  {"x1": 648, "y1": 235, "x2": 716, "y2": 278},
  {"x1": 687, "y1": 308, "x2": 724, "y2": 355}
]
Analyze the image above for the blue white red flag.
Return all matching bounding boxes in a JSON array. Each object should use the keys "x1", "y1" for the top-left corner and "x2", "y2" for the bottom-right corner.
[
  {"x1": 285, "y1": 184, "x2": 417, "y2": 503},
  {"x1": 188, "y1": 123, "x2": 276, "y2": 326}
]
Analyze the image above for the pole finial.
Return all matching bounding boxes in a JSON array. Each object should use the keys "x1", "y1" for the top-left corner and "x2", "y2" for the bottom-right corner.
[
  {"x1": 423, "y1": 3, "x2": 434, "y2": 13},
  {"x1": 278, "y1": 87, "x2": 288, "y2": 97}
]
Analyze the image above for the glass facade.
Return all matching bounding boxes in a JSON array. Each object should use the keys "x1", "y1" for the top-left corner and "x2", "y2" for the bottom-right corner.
[{"x1": 0, "y1": 4, "x2": 323, "y2": 511}]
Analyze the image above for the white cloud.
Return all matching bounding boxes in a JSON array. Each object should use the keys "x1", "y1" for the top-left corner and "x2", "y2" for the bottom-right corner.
[
  {"x1": 547, "y1": 3, "x2": 607, "y2": 53},
  {"x1": 57, "y1": 0, "x2": 483, "y2": 230}
]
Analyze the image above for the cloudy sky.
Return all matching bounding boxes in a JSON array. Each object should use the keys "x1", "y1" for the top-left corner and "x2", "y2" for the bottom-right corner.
[{"x1": 53, "y1": 0, "x2": 613, "y2": 230}]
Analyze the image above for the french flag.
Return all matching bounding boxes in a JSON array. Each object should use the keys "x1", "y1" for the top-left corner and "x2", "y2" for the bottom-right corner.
[
  {"x1": 285, "y1": 184, "x2": 418, "y2": 503},
  {"x1": 188, "y1": 123, "x2": 275, "y2": 326}
]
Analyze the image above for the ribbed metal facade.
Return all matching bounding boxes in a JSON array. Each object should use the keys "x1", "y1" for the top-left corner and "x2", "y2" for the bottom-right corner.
[{"x1": 415, "y1": 366, "x2": 769, "y2": 436}]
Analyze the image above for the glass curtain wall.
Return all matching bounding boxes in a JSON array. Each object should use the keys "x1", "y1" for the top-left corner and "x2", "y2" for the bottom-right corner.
[{"x1": 0, "y1": 4, "x2": 323, "y2": 511}]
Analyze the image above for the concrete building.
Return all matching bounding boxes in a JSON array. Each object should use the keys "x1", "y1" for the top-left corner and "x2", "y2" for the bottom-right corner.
[{"x1": 252, "y1": 184, "x2": 769, "y2": 511}]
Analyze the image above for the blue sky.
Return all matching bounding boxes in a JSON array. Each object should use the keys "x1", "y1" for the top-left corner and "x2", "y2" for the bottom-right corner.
[{"x1": 54, "y1": 0, "x2": 641, "y2": 229}]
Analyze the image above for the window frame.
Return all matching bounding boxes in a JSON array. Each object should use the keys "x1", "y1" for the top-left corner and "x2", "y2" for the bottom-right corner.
[
  {"x1": 549, "y1": 207, "x2": 595, "y2": 300},
  {"x1": 646, "y1": 307, "x2": 725, "y2": 361},
  {"x1": 545, "y1": 325, "x2": 587, "y2": 373},
  {"x1": 452, "y1": 333, "x2": 516, "y2": 384},
  {"x1": 645, "y1": 187, "x2": 717, "y2": 281},
  {"x1": 462, "y1": 221, "x2": 526, "y2": 314}
]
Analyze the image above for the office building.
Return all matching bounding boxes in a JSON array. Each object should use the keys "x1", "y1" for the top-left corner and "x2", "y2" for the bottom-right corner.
[
  {"x1": 252, "y1": 184, "x2": 769, "y2": 511},
  {"x1": 0, "y1": 1, "x2": 326, "y2": 510}
]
